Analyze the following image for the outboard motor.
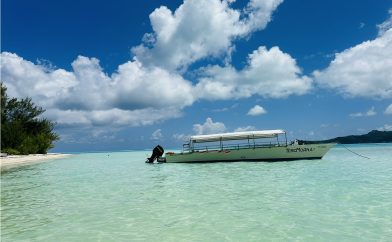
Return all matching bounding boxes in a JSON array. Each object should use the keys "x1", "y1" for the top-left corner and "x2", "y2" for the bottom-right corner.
[{"x1": 146, "y1": 145, "x2": 165, "y2": 163}]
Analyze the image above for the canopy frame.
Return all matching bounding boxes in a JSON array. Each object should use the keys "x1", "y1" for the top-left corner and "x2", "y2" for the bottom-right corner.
[
  {"x1": 190, "y1": 130, "x2": 286, "y2": 143},
  {"x1": 187, "y1": 130, "x2": 287, "y2": 152}
]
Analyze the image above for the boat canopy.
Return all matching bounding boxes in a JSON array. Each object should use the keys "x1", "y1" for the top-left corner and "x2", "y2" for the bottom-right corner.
[{"x1": 190, "y1": 130, "x2": 286, "y2": 143}]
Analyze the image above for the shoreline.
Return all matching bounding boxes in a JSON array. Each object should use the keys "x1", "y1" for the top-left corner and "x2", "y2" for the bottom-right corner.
[{"x1": 0, "y1": 153, "x2": 71, "y2": 171}]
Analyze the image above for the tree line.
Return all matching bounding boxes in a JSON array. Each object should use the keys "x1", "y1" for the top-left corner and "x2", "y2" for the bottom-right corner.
[
  {"x1": 1, "y1": 83, "x2": 59, "y2": 155},
  {"x1": 301, "y1": 130, "x2": 392, "y2": 144}
]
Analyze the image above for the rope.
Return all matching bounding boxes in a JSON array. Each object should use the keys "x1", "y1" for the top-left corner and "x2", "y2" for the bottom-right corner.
[{"x1": 342, "y1": 144, "x2": 370, "y2": 159}]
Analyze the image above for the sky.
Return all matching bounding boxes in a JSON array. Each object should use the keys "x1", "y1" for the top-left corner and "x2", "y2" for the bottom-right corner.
[{"x1": 1, "y1": 0, "x2": 392, "y2": 152}]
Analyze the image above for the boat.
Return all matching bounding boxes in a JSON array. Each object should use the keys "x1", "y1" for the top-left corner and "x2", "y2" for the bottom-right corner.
[{"x1": 147, "y1": 130, "x2": 335, "y2": 163}]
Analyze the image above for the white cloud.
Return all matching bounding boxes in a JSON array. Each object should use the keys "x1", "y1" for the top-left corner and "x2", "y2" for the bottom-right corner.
[
  {"x1": 314, "y1": 29, "x2": 392, "y2": 99},
  {"x1": 212, "y1": 103, "x2": 239, "y2": 112},
  {"x1": 247, "y1": 105, "x2": 267, "y2": 116},
  {"x1": 365, "y1": 107, "x2": 377, "y2": 116},
  {"x1": 0, "y1": 52, "x2": 191, "y2": 127},
  {"x1": 234, "y1": 126, "x2": 256, "y2": 132},
  {"x1": 45, "y1": 108, "x2": 183, "y2": 127},
  {"x1": 377, "y1": 124, "x2": 392, "y2": 131},
  {"x1": 2, "y1": 45, "x2": 312, "y2": 131},
  {"x1": 245, "y1": 0, "x2": 284, "y2": 32},
  {"x1": 385, "y1": 104, "x2": 392, "y2": 115},
  {"x1": 349, "y1": 107, "x2": 377, "y2": 117},
  {"x1": 195, "y1": 46, "x2": 313, "y2": 100},
  {"x1": 175, "y1": 122, "x2": 255, "y2": 142},
  {"x1": 378, "y1": 124, "x2": 392, "y2": 131},
  {"x1": 110, "y1": 60, "x2": 194, "y2": 110},
  {"x1": 151, "y1": 129, "x2": 163, "y2": 140},
  {"x1": 172, "y1": 133, "x2": 191, "y2": 142},
  {"x1": 212, "y1": 107, "x2": 230, "y2": 112},
  {"x1": 377, "y1": 9, "x2": 392, "y2": 36},
  {"x1": 133, "y1": 0, "x2": 283, "y2": 70},
  {"x1": 2, "y1": 0, "x2": 323, "y2": 146},
  {"x1": 193, "y1": 117, "x2": 226, "y2": 135},
  {"x1": 1, "y1": 0, "x2": 295, "y2": 131},
  {"x1": 0, "y1": 52, "x2": 78, "y2": 108}
]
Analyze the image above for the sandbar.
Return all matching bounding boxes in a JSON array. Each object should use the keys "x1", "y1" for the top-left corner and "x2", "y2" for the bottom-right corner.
[{"x1": 0, "y1": 153, "x2": 71, "y2": 171}]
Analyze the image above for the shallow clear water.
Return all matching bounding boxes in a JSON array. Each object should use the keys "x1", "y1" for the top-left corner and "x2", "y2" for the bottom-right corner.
[{"x1": 1, "y1": 144, "x2": 392, "y2": 241}]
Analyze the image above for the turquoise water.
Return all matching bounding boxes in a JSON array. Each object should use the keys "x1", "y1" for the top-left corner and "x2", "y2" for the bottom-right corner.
[{"x1": 1, "y1": 144, "x2": 392, "y2": 241}]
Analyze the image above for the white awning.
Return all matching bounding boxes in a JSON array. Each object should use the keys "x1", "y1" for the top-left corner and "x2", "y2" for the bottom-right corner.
[{"x1": 190, "y1": 130, "x2": 286, "y2": 143}]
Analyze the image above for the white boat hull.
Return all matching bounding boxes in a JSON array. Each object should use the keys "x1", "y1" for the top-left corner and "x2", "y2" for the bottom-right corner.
[{"x1": 165, "y1": 144, "x2": 335, "y2": 163}]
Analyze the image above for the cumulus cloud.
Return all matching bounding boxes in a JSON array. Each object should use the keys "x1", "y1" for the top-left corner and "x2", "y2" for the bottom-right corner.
[
  {"x1": 377, "y1": 9, "x2": 392, "y2": 36},
  {"x1": 109, "y1": 60, "x2": 193, "y2": 110},
  {"x1": 247, "y1": 105, "x2": 267, "y2": 116},
  {"x1": 193, "y1": 117, "x2": 226, "y2": 135},
  {"x1": 314, "y1": 28, "x2": 392, "y2": 99},
  {"x1": 245, "y1": 0, "x2": 284, "y2": 32},
  {"x1": 172, "y1": 133, "x2": 191, "y2": 142},
  {"x1": 234, "y1": 126, "x2": 256, "y2": 132},
  {"x1": 133, "y1": 0, "x2": 283, "y2": 70},
  {"x1": 2, "y1": 0, "x2": 321, "y2": 145},
  {"x1": 174, "y1": 117, "x2": 228, "y2": 141},
  {"x1": 0, "y1": 52, "x2": 191, "y2": 127},
  {"x1": 378, "y1": 124, "x2": 392, "y2": 131},
  {"x1": 385, "y1": 104, "x2": 392, "y2": 115},
  {"x1": 151, "y1": 129, "x2": 163, "y2": 140},
  {"x1": 1, "y1": 52, "x2": 78, "y2": 108},
  {"x1": 2, "y1": 47, "x2": 312, "y2": 129},
  {"x1": 0, "y1": 0, "x2": 293, "y2": 132},
  {"x1": 195, "y1": 46, "x2": 313, "y2": 100},
  {"x1": 45, "y1": 108, "x2": 183, "y2": 127},
  {"x1": 175, "y1": 120, "x2": 256, "y2": 142},
  {"x1": 349, "y1": 107, "x2": 377, "y2": 117}
]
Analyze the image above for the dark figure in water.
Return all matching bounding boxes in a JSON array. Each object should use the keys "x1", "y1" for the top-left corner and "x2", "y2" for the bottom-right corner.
[{"x1": 147, "y1": 145, "x2": 164, "y2": 163}]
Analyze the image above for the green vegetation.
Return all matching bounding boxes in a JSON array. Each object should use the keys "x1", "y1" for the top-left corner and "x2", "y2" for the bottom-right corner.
[
  {"x1": 324, "y1": 130, "x2": 392, "y2": 144},
  {"x1": 305, "y1": 130, "x2": 392, "y2": 144},
  {"x1": 1, "y1": 83, "x2": 59, "y2": 154}
]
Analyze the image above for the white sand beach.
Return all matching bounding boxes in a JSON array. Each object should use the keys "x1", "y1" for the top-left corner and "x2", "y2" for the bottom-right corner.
[{"x1": 0, "y1": 153, "x2": 71, "y2": 170}]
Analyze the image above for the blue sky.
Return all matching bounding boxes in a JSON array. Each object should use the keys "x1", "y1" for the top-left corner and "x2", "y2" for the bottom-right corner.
[{"x1": 2, "y1": 0, "x2": 392, "y2": 152}]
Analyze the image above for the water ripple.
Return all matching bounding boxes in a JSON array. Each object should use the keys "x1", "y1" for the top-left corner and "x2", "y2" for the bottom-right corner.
[{"x1": 1, "y1": 146, "x2": 392, "y2": 241}]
